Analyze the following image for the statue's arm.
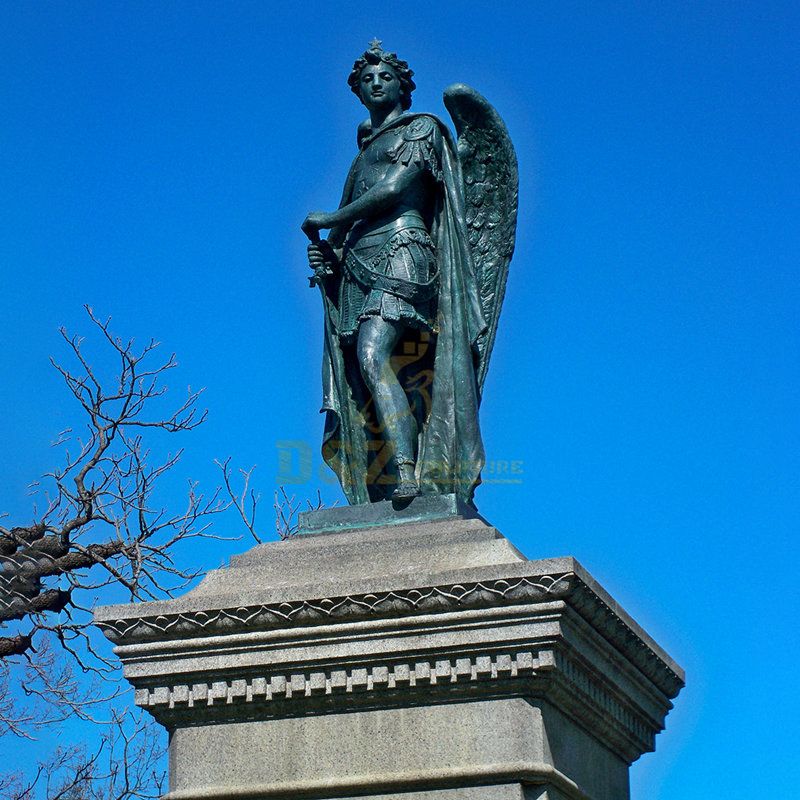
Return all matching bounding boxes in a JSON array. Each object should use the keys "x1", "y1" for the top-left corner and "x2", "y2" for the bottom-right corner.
[
  {"x1": 303, "y1": 116, "x2": 443, "y2": 237},
  {"x1": 303, "y1": 161, "x2": 423, "y2": 236}
]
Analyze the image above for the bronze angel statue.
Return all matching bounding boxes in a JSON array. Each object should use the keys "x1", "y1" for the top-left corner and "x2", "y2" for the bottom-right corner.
[{"x1": 302, "y1": 41, "x2": 517, "y2": 506}]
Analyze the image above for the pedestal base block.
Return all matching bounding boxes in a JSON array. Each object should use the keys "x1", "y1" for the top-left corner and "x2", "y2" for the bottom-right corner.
[
  {"x1": 96, "y1": 505, "x2": 683, "y2": 800},
  {"x1": 167, "y1": 699, "x2": 625, "y2": 800}
]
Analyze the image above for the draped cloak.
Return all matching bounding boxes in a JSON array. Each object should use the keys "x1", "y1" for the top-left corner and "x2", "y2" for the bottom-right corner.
[{"x1": 318, "y1": 113, "x2": 486, "y2": 504}]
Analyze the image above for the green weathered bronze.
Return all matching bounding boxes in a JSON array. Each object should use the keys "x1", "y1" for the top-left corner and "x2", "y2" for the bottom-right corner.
[{"x1": 302, "y1": 41, "x2": 518, "y2": 506}]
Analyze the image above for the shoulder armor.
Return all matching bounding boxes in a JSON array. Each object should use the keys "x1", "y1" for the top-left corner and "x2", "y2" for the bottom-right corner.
[{"x1": 403, "y1": 116, "x2": 436, "y2": 142}]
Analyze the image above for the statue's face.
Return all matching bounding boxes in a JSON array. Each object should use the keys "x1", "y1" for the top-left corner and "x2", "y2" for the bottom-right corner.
[{"x1": 359, "y1": 61, "x2": 402, "y2": 111}]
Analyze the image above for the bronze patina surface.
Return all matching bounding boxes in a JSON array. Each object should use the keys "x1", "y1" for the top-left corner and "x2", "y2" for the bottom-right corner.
[{"x1": 302, "y1": 42, "x2": 518, "y2": 506}]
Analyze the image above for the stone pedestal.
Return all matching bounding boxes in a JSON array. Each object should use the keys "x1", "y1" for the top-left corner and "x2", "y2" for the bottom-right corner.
[{"x1": 95, "y1": 499, "x2": 683, "y2": 800}]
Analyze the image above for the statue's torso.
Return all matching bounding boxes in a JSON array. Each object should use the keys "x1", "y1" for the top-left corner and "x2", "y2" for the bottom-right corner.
[
  {"x1": 337, "y1": 116, "x2": 443, "y2": 342},
  {"x1": 347, "y1": 117, "x2": 441, "y2": 240}
]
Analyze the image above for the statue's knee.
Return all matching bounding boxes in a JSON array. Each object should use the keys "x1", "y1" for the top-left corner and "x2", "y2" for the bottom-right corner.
[
  {"x1": 361, "y1": 360, "x2": 384, "y2": 388},
  {"x1": 358, "y1": 345, "x2": 383, "y2": 387}
]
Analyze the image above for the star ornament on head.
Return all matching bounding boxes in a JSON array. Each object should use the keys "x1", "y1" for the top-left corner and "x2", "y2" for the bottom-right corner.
[{"x1": 369, "y1": 38, "x2": 383, "y2": 52}]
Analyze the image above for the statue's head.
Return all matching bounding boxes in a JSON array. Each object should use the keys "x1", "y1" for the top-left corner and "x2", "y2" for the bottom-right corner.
[{"x1": 348, "y1": 40, "x2": 416, "y2": 111}]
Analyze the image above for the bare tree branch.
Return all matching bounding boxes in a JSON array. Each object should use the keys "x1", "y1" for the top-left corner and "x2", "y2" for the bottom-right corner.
[
  {"x1": 216, "y1": 458, "x2": 262, "y2": 543},
  {"x1": 0, "y1": 308, "x2": 298, "y2": 798},
  {"x1": 1, "y1": 307, "x2": 227, "y2": 735},
  {"x1": 273, "y1": 486, "x2": 327, "y2": 540},
  {"x1": 0, "y1": 708, "x2": 165, "y2": 800},
  {"x1": 216, "y1": 460, "x2": 330, "y2": 541}
]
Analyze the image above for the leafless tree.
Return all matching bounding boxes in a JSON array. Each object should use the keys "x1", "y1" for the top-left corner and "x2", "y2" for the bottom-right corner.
[
  {"x1": 1, "y1": 307, "x2": 329, "y2": 797},
  {"x1": 0, "y1": 708, "x2": 165, "y2": 800},
  {"x1": 217, "y1": 459, "x2": 326, "y2": 541},
  {"x1": 0, "y1": 307, "x2": 227, "y2": 792}
]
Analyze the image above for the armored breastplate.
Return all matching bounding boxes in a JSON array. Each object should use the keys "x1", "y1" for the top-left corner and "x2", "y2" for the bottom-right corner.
[{"x1": 352, "y1": 127, "x2": 404, "y2": 198}]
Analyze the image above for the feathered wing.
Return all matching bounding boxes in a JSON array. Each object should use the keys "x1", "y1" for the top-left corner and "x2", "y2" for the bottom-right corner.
[{"x1": 443, "y1": 83, "x2": 519, "y2": 393}]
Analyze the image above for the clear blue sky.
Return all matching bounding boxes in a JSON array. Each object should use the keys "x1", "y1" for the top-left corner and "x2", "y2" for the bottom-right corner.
[{"x1": 1, "y1": 2, "x2": 798, "y2": 797}]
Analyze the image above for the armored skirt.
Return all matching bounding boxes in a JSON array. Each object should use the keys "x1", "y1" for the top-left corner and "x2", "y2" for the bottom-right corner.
[{"x1": 338, "y1": 214, "x2": 438, "y2": 342}]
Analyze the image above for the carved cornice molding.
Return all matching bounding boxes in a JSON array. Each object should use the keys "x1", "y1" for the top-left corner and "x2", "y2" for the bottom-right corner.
[
  {"x1": 565, "y1": 580, "x2": 684, "y2": 699},
  {"x1": 97, "y1": 573, "x2": 573, "y2": 643},
  {"x1": 133, "y1": 646, "x2": 652, "y2": 763},
  {"x1": 550, "y1": 650, "x2": 655, "y2": 762},
  {"x1": 136, "y1": 649, "x2": 543, "y2": 715},
  {"x1": 96, "y1": 569, "x2": 682, "y2": 700}
]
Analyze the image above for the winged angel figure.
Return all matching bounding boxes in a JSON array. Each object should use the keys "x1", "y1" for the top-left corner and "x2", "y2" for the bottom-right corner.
[{"x1": 301, "y1": 42, "x2": 518, "y2": 506}]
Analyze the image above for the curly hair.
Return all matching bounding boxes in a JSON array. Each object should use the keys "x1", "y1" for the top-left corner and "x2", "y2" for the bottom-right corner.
[{"x1": 347, "y1": 45, "x2": 416, "y2": 111}]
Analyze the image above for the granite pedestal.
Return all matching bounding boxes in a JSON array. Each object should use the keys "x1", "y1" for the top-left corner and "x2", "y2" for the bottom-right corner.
[{"x1": 95, "y1": 497, "x2": 683, "y2": 800}]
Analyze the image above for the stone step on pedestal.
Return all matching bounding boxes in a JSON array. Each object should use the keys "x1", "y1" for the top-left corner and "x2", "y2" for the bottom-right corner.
[{"x1": 197, "y1": 515, "x2": 527, "y2": 598}]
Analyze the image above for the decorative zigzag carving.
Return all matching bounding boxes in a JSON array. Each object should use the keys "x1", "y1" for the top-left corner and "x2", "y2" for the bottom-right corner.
[
  {"x1": 97, "y1": 569, "x2": 683, "y2": 700},
  {"x1": 98, "y1": 573, "x2": 573, "y2": 643}
]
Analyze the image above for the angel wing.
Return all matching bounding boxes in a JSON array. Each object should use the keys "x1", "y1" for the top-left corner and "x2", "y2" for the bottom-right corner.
[{"x1": 443, "y1": 83, "x2": 519, "y2": 393}]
